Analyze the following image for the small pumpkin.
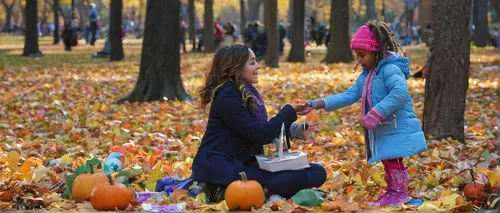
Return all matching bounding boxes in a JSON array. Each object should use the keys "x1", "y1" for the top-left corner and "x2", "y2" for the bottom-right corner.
[
  {"x1": 225, "y1": 172, "x2": 265, "y2": 211},
  {"x1": 72, "y1": 168, "x2": 109, "y2": 202},
  {"x1": 90, "y1": 175, "x2": 134, "y2": 211}
]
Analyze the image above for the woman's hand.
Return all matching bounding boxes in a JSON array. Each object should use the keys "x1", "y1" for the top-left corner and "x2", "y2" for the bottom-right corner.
[
  {"x1": 290, "y1": 122, "x2": 320, "y2": 142},
  {"x1": 304, "y1": 123, "x2": 320, "y2": 142}
]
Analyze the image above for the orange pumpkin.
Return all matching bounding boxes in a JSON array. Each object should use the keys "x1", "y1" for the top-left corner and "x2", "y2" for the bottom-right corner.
[
  {"x1": 90, "y1": 176, "x2": 134, "y2": 211},
  {"x1": 72, "y1": 171, "x2": 109, "y2": 202},
  {"x1": 225, "y1": 172, "x2": 265, "y2": 211}
]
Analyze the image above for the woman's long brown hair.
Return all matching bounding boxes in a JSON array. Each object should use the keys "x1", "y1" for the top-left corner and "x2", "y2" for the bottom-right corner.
[{"x1": 198, "y1": 44, "x2": 256, "y2": 113}]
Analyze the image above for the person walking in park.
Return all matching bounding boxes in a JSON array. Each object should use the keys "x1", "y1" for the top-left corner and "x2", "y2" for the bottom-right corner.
[
  {"x1": 62, "y1": 21, "x2": 73, "y2": 51},
  {"x1": 88, "y1": 3, "x2": 99, "y2": 46},
  {"x1": 180, "y1": 21, "x2": 187, "y2": 53}
]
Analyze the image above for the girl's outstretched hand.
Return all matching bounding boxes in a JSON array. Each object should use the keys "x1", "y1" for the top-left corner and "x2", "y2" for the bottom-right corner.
[{"x1": 291, "y1": 102, "x2": 312, "y2": 115}]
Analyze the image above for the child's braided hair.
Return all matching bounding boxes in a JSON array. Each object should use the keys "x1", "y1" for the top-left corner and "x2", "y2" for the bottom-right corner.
[{"x1": 365, "y1": 20, "x2": 406, "y2": 65}]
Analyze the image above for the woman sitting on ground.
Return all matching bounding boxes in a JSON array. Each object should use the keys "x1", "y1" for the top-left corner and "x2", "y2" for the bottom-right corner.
[{"x1": 191, "y1": 44, "x2": 327, "y2": 202}]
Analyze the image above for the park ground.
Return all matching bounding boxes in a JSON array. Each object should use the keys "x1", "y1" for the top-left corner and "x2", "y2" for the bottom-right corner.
[{"x1": 0, "y1": 36, "x2": 499, "y2": 211}]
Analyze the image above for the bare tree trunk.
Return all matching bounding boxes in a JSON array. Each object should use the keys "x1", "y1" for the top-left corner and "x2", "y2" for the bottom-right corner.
[
  {"x1": 118, "y1": 0, "x2": 191, "y2": 103},
  {"x1": 264, "y1": 0, "x2": 278, "y2": 68},
  {"x1": 423, "y1": 0, "x2": 471, "y2": 142},
  {"x1": 323, "y1": 0, "x2": 353, "y2": 63},
  {"x1": 204, "y1": 0, "x2": 215, "y2": 53},
  {"x1": 4, "y1": 7, "x2": 13, "y2": 31},
  {"x1": 287, "y1": 0, "x2": 305, "y2": 63},
  {"x1": 76, "y1": 0, "x2": 89, "y2": 29},
  {"x1": 54, "y1": 0, "x2": 60, "y2": 44},
  {"x1": 23, "y1": 0, "x2": 43, "y2": 57},
  {"x1": 381, "y1": 0, "x2": 386, "y2": 22},
  {"x1": 19, "y1": 0, "x2": 26, "y2": 27},
  {"x1": 366, "y1": 0, "x2": 377, "y2": 20},
  {"x1": 110, "y1": 0, "x2": 124, "y2": 61},
  {"x1": 188, "y1": 0, "x2": 196, "y2": 52},
  {"x1": 71, "y1": 0, "x2": 75, "y2": 20},
  {"x1": 240, "y1": 0, "x2": 246, "y2": 32},
  {"x1": 248, "y1": 0, "x2": 261, "y2": 22},
  {"x1": 1, "y1": 1, "x2": 15, "y2": 32},
  {"x1": 473, "y1": 0, "x2": 490, "y2": 47}
]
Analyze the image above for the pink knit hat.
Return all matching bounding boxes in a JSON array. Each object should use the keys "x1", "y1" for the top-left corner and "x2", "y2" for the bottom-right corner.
[{"x1": 350, "y1": 25, "x2": 380, "y2": 52}]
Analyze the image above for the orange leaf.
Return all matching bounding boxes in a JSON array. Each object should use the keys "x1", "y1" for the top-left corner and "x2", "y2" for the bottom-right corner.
[
  {"x1": 18, "y1": 157, "x2": 42, "y2": 181},
  {"x1": 306, "y1": 111, "x2": 320, "y2": 122}
]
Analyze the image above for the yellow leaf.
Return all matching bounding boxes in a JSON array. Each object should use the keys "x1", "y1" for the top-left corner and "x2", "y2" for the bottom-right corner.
[
  {"x1": 439, "y1": 194, "x2": 463, "y2": 210},
  {"x1": 92, "y1": 102, "x2": 101, "y2": 112},
  {"x1": 372, "y1": 170, "x2": 387, "y2": 187},
  {"x1": 195, "y1": 192, "x2": 207, "y2": 204},
  {"x1": 439, "y1": 188, "x2": 454, "y2": 198},
  {"x1": 383, "y1": 205, "x2": 403, "y2": 211},
  {"x1": 112, "y1": 126, "x2": 121, "y2": 137},
  {"x1": 199, "y1": 200, "x2": 228, "y2": 211},
  {"x1": 6, "y1": 150, "x2": 20, "y2": 171},
  {"x1": 354, "y1": 173, "x2": 363, "y2": 185},
  {"x1": 432, "y1": 147, "x2": 440, "y2": 158},
  {"x1": 60, "y1": 153, "x2": 74, "y2": 163},
  {"x1": 418, "y1": 200, "x2": 441, "y2": 211},
  {"x1": 488, "y1": 171, "x2": 500, "y2": 185},
  {"x1": 33, "y1": 166, "x2": 50, "y2": 182},
  {"x1": 423, "y1": 178, "x2": 440, "y2": 187},
  {"x1": 266, "y1": 106, "x2": 273, "y2": 113},
  {"x1": 145, "y1": 161, "x2": 163, "y2": 192}
]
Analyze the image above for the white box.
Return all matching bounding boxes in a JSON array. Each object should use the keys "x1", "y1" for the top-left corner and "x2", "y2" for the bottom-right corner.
[{"x1": 256, "y1": 151, "x2": 310, "y2": 172}]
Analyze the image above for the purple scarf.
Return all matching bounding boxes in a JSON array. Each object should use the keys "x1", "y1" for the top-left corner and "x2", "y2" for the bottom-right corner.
[{"x1": 244, "y1": 82, "x2": 268, "y2": 123}]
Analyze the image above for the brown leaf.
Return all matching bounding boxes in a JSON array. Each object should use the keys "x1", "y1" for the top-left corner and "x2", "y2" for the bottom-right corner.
[
  {"x1": 170, "y1": 188, "x2": 188, "y2": 203},
  {"x1": 0, "y1": 187, "x2": 22, "y2": 202}
]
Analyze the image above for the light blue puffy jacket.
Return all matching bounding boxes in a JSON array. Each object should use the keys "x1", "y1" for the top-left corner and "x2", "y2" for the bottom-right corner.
[{"x1": 324, "y1": 52, "x2": 428, "y2": 165}]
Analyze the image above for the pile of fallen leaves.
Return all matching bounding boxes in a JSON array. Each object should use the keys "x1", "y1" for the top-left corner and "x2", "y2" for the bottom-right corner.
[{"x1": 0, "y1": 40, "x2": 499, "y2": 211}]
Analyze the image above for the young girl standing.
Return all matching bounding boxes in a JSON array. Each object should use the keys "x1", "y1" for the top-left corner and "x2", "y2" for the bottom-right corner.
[{"x1": 297, "y1": 20, "x2": 428, "y2": 206}]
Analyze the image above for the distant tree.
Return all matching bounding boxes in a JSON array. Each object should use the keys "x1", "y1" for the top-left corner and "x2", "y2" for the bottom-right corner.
[
  {"x1": 22, "y1": 0, "x2": 43, "y2": 57},
  {"x1": 323, "y1": 0, "x2": 353, "y2": 63},
  {"x1": 118, "y1": 0, "x2": 191, "y2": 103},
  {"x1": 264, "y1": 0, "x2": 279, "y2": 68},
  {"x1": 287, "y1": 0, "x2": 305, "y2": 63}
]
